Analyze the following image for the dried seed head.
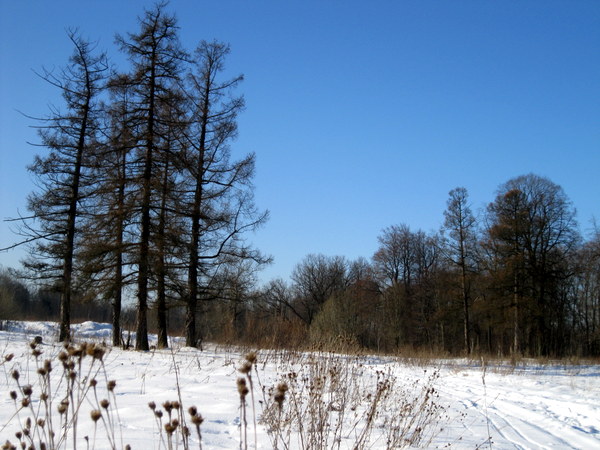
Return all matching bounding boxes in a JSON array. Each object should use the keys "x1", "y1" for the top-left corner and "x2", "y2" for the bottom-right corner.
[
  {"x1": 164, "y1": 423, "x2": 176, "y2": 435},
  {"x1": 275, "y1": 382, "x2": 288, "y2": 406},
  {"x1": 100, "y1": 399, "x2": 110, "y2": 409},
  {"x1": 191, "y1": 414, "x2": 204, "y2": 426},
  {"x1": 58, "y1": 400, "x2": 68, "y2": 415},
  {"x1": 1, "y1": 442, "x2": 15, "y2": 450},
  {"x1": 172, "y1": 400, "x2": 180, "y2": 410},
  {"x1": 92, "y1": 346, "x2": 105, "y2": 361},
  {"x1": 148, "y1": 401, "x2": 156, "y2": 410},
  {"x1": 237, "y1": 378, "x2": 249, "y2": 397},
  {"x1": 4, "y1": 353, "x2": 14, "y2": 362},
  {"x1": 239, "y1": 361, "x2": 252, "y2": 375},
  {"x1": 31, "y1": 349, "x2": 42, "y2": 358},
  {"x1": 245, "y1": 351, "x2": 257, "y2": 364},
  {"x1": 11, "y1": 370, "x2": 19, "y2": 381},
  {"x1": 37, "y1": 418, "x2": 45, "y2": 428},
  {"x1": 58, "y1": 351, "x2": 68, "y2": 363},
  {"x1": 162, "y1": 401, "x2": 173, "y2": 413},
  {"x1": 155, "y1": 410, "x2": 163, "y2": 419},
  {"x1": 10, "y1": 391, "x2": 17, "y2": 401},
  {"x1": 43, "y1": 359, "x2": 52, "y2": 373},
  {"x1": 40, "y1": 392, "x2": 48, "y2": 402},
  {"x1": 89, "y1": 378, "x2": 97, "y2": 388},
  {"x1": 188, "y1": 406, "x2": 197, "y2": 416},
  {"x1": 37, "y1": 368, "x2": 47, "y2": 377},
  {"x1": 90, "y1": 409, "x2": 102, "y2": 422},
  {"x1": 21, "y1": 398, "x2": 30, "y2": 408},
  {"x1": 22, "y1": 385, "x2": 33, "y2": 397},
  {"x1": 107, "y1": 380, "x2": 116, "y2": 391}
]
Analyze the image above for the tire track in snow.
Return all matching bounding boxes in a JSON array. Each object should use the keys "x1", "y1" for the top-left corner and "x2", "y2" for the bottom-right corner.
[{"x1": 436, "y1": 367, "x2": 600, "y2": 449}]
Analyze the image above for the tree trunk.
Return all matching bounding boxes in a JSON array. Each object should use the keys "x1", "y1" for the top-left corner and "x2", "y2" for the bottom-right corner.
[
  {"x1": 59, "y1": 95, "x2": 90, "y2": 342},
  {"x1": 156, "y1": 160, "x2": 170, "y2": 349}
]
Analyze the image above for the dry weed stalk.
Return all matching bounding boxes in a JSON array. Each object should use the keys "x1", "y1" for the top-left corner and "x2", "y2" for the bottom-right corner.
[
  {"x1": 1, "y1": 338, "x2": 128, "y2": 449},
  {"x1": 260, "y1": 351, "x2": 446, "y2": 449}
]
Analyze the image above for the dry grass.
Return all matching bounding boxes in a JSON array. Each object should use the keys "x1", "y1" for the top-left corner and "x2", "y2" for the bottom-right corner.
[
  {"x1": 2, "y1": 338, "x2": 448, "y2": 449},
  {"x1": 258, "y1": 350, "x2": 447, "y2": 449}
]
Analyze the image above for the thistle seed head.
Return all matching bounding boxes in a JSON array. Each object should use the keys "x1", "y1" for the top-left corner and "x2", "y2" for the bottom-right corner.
[
  {"x1": 191, "y1": 414, "x2": 204, "y2": 426},
  {"x1": 245, "y1": 351, "x2": 257, "y2": 365},
  {"x1": 90, "y1": 409, "x2": 102, "y2": 422},
  {"x1": 237, "y1": 378, "x2": 249, "y2": 397},
  {"x1": 239, "y1": 360, "x2": 252, "y2": 375}
]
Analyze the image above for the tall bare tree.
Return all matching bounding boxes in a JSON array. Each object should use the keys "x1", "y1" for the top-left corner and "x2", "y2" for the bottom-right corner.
[
  {"x1": 114, "y1": 2, "x2": 187, "y2": 350},
  {"x1": 485, "y1": 174, "x2": 579, "y2": 356},
  {"x1": 18, "y1": 31, "x2": 108, "y2": 342},
  {"x1": 180, "y1": 40, "x2": 269, "y2": 347},
  {"x1": 443, "y1": 187, "x2": 478, "y2": 354}
]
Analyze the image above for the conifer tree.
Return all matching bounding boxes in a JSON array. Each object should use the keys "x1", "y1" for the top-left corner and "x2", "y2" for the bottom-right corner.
[{"x1": 22, "y1": 30, "x2": 108, "y2": 342}]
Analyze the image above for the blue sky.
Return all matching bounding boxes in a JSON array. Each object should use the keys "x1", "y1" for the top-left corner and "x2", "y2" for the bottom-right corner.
[{"x1": 1, "y1": 0, "x2": 599, "y2": 284}]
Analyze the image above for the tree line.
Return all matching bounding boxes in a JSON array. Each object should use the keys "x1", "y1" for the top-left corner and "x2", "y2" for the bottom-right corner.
[
  {"x1": 249, "y1": 175, "x2": 598, "y2": 358},
  {"x1": 1, "y1": 3, "x2": 598, "y2": 358}
]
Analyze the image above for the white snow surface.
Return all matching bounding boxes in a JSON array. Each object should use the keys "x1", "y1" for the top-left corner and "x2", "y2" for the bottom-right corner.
[{"x1": 0, "y1": 320, "x2": 598, "y2": 449}]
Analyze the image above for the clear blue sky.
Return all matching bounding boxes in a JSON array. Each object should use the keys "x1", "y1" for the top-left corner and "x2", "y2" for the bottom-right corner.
[{"x1": 1, "y1": 0, "x2": 599, "y2": 284}]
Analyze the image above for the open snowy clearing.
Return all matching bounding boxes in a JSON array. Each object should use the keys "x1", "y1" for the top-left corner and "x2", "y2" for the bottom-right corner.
[{"x1": 1, "y1": 321, "x2": 599, "y2": 449}]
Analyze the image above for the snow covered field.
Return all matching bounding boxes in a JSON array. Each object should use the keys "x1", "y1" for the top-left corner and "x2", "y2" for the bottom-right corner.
[{"x1": 1, "y1": 321, "x2": 599, "y2": 449}]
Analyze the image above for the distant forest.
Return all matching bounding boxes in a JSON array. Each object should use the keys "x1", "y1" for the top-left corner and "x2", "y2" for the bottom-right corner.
[{"x1": 1, "y1": 3, "x2": 598, "y2": 357}]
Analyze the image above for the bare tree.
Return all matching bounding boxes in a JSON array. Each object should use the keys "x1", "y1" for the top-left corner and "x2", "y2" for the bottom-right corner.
[
  {"x1": 14, "y1": 31, "x2": 108, "y2": 342},
  {"x1": 485, "y1": 174, "x2": 579, "y2": 356},
  {"x1": 442, "y1": 187, "x2": 478, "y2": 354},
  {"x1": 373, "y1": 224, "x2": 415, "y2": 290},
  {"x1": 180, "y1": 40, "x2": 269, "y2": 347},
  {"x1": 114, "y1": 2, "x2": 187, "y2": 350},
  {"x1": 290, "y1": 254, "x2": 349, "y2": 324}
]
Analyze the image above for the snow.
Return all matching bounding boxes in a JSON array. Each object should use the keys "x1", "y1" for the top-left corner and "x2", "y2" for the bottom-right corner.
[{"x1": 1, "y1": 320, "x2": 599, "y2": 449}]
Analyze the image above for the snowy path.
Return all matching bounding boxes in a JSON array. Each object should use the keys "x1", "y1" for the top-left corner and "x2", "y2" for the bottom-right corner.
[{"x1": 434, "y1": 364, "x2": 600, "y2": 449}]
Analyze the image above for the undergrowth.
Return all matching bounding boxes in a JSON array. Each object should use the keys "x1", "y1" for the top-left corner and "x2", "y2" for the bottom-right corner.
[{"x1": 1, "y1": 337, "x2": 447, "y2": 449}]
